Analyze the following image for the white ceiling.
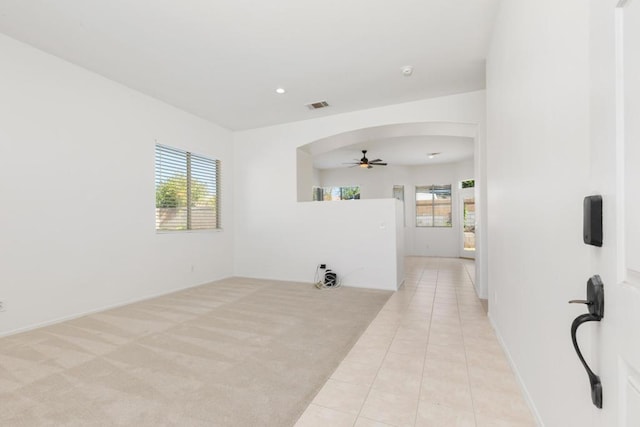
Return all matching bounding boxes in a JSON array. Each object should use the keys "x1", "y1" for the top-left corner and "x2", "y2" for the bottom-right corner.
[
  {"x1": 0, "y1": 0, "x2": 500, "y2": 131},
  {"x1": 313, "y1": 135, "x2": 474, "y2": 169}
]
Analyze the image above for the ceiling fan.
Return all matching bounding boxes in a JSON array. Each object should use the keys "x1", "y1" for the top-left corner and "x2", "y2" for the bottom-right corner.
[{"x1": 346, "y1": 150, "x2": 388, "y2": 169}]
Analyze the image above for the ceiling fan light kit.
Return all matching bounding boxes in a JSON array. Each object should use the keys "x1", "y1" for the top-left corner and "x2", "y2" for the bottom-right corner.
[{"x1": 347, "y1": 150, "x2": 388, "y2": 169}]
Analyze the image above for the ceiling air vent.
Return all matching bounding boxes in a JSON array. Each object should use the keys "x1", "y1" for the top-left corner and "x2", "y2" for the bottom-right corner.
[{"x1": 306, "y1": 101, "x2": 330, "y2": 110}]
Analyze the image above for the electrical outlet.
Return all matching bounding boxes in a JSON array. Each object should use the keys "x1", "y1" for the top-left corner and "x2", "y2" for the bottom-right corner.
[
  {"x1": 320, "y1": 264, "x2": 326, "y2": 269},
  {"x1": 0, "y1": 301, "x2": 5, "y2": 312}
]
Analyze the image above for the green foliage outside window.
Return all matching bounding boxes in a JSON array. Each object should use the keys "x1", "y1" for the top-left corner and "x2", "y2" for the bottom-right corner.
[{"x1": 155, "y1": 175, "x2": 213, "y2": 208}]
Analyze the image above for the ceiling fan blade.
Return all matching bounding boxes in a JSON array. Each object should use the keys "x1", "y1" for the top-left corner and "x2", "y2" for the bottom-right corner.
[
  {"x1": 370, "y1": 162, "x2": 387, "y2": 166},
  {"x1": 367, "y1": 165, "x2": 373, "y2": 169},
  {"x1": 369, "y1": 159, "x2": 382, "y2": 163}
]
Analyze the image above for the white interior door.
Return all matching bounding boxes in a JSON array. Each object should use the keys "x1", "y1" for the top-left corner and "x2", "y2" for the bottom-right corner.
[
  {"x1": 614, "y1": 1, "x2": 640, "y2": 423},
  {"x1": 591, "y1": 1, "x2": 640, "y2": 425}
]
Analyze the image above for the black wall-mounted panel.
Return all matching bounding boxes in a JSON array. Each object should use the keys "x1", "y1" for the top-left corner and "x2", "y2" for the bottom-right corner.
[{"x1": 583, "y1": 195, "x2": 603, "y2": 247}]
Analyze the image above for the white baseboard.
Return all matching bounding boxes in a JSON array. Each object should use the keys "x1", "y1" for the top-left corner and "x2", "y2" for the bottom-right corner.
[
  {"x1": 488, "y1": 312, "x2": 545, "y2": 427},
  {"x1": 0, "y1": 276, "x2": 233, "y2": 338}
]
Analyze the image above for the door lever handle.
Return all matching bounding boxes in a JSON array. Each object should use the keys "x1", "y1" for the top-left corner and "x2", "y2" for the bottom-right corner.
[
  {"x1": 568, "y1": 299, "x2": 591, "y2": 305},
  {"x1": 569, "y1": 275, "x2": 604, "y2": 409},
  {"x1": 571, "y1": 313, "x2": 603, "y2": 408}
]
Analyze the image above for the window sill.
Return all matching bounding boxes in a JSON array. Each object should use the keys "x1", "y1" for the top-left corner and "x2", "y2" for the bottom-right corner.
[{"x1": 156, "y1": 228, "x2": 223, "y2": 234}]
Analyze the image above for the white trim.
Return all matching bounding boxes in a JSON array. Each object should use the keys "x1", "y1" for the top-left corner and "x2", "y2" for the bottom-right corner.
[
  {"x1": 488, "y1": 312, "x2": 545, "y2": 427},
  {"x1": 615, "y1": 4, "x2": 627, "y2": 283},
  {"x1": 0, "y1": 276, "x2": 233, "y2": 338}
]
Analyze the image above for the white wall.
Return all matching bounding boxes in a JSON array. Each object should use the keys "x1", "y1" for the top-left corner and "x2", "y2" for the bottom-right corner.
[
  {"x1": 395, "y1": 199, "x2": 405, "y2": 287},
  {"x1": 0, "y1": 34, "x2": 234, "y2": 336},
  {"x1": 296, "y1": 149, "x2": 314, "y2": 202},
  {"x1": 319, "y1": 165, "x2": 408, "y2": 199},
  {"x1": 486, "y1": 0, "x2": 591, "y2": 425},
  {"x1": 234, "y1": 92, "x2": 486, "y2": 294},
  {"x1": 319, "y1": 159, "x2": 474, "y2": 258},
  {"x1": 297, "y1": 199, "x2": 402, "y2": 291}
]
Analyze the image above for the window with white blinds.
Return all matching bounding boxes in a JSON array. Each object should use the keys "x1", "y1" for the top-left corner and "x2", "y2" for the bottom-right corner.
[{"x1": 155, "y1": 144, "x2": 220, "y2": 231}]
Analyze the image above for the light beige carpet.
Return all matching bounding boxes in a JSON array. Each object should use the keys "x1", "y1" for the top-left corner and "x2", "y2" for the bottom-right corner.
[{"x1": 0, "y1": 277, "x2": 391, "y2": 426}]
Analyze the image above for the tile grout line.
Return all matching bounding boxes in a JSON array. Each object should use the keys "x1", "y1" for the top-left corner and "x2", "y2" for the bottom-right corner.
[
  {"x1": 456, "y1": 274, "x2": 479, "y2": 427},
  {"x1": 411, "y1": 257, "x2": 440, "y2": 427},
  {"x1": 350, "y1": 262, "x2": 427, "y2": 427}
]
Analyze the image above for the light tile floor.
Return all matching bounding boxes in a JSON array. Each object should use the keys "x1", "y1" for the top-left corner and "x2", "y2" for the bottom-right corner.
[{"x1": 295, "y1": 257, "x2": 536, "y2": 427}]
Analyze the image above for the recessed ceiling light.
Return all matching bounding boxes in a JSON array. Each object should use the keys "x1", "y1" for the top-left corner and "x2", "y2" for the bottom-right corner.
[{"x1": 275, "y1": 87, "x2": 286, "y2": 94}]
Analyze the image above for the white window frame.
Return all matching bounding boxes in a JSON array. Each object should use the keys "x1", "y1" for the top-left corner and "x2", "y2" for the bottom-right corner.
[
  {"x1": 415, "y1": 184, "x2": 452, "y2": 228},
  {"x1": 155, "y1": 144, "x2": 221, "y2": 231}
]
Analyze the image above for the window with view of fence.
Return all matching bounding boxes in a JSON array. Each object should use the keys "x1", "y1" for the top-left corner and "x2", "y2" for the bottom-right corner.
[
  {"x1": 416, "y1": 185, "x2": 452, "y2": 227},
  {"x1": 155, "y1": 144, "x2": 220, "y2": 231}
]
